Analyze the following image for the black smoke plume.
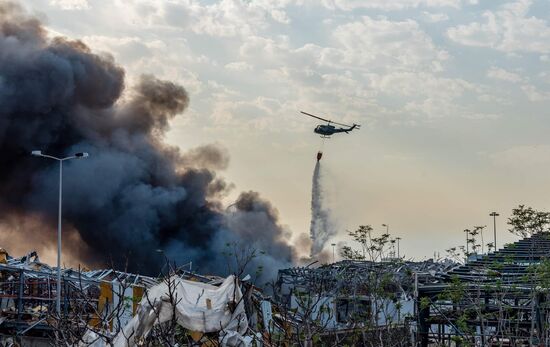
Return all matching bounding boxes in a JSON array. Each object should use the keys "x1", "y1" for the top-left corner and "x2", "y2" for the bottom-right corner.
[{"x1": 0, "y1": 2, "x2": 294, "y2": 279}]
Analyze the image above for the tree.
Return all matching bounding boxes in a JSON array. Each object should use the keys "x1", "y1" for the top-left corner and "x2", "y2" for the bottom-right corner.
[
  {"x1": 508, "y1": 205, "x2": 550, "y2": 238},
  {"x1": 338, "y1": 225, "x2": 411, "y2": 347}
]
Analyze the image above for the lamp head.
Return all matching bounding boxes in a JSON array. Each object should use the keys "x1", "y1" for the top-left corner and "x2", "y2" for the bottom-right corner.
[
  {"x1": 31, "y1": 150, "x2": 42, "y2": 156},
  {"x1": 75, "y1": 152, "x2": 89, "y2": 158}
]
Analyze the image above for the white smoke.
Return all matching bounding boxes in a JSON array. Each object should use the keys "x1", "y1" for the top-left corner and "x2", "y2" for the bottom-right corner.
[{"x1": 309, "y1": 161, "x2": 337, "y2": 256}]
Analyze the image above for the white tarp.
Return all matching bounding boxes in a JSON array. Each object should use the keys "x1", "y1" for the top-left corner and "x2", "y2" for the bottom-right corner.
[{"x1": 81, "y1": 275, "x2": 250, "y2": 347}]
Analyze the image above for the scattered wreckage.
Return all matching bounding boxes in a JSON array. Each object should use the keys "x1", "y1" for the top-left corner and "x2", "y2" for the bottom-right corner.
[
  {"x1": 0, "y1": 247, "x2": 463, "y2": 346},
  {"x1": 81, "y1": 275, "x2": 250, "y2": 347},
  {"x1": 0, "y1": 249, "x2": 256, "y2": 346},
  {"x1": 3, "y1": 230, "x2": 550, "y2": 346}
]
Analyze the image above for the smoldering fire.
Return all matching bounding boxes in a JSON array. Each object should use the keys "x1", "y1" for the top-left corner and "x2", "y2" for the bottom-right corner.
[{"x1": 0, "y1": 2, "x2": 298, "y2": 280}]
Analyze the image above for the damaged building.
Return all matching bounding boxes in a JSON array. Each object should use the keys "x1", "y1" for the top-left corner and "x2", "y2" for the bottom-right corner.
[
  {"x1": 417, "y1": 231, "x2": 550, "y2": 347},
  {"x1": 272, "y1": 232, "x2": 550, "y2": 346},
  {"x1": 273, "y1": 258, "x2": 457, "y2": 345},
  {"x1": 0, "y1": 249, "x2": 156, "y2": 346},
  {"x1": 3, "y1": 233, "x2": 550, "y2": 346},
  {"x1": 0, "y1": 248, "x2": 264, "y2": 347}
]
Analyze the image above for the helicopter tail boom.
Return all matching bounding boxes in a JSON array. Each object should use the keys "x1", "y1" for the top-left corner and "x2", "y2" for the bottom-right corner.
[{"x1": 344, "y1": 124, "x2": 360, "y2": 133}]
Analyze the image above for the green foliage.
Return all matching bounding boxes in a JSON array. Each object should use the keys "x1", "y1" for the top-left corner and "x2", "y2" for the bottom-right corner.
[
  {"x1": 439, "y1": 275, "x2": 465, "y2": 304},
  {"x1": 340, "y1": 245, "x2": 364, "y2": 260},
  {"x1": 348, "y1": 225, "x2": 373, "y2": 245},
  {"x1": 342, "y1": 224, "x2": 394, "y2": 262},
  {"x1": 420, "y1": 297, "x2": 430, "y2": 310},
  {"x1": 528, "y1": 259, "x2": 550, "y2": 288},
  {"x1": 432, "y1": 206, "x2": 550, "y2": 345},
  {"x1": 508, "y1": 205, "x2": 550, "y2": 237}
]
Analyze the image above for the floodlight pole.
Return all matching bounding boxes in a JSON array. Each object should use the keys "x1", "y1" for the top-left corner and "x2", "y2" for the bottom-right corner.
[
  {"x1": 490, "y1": 212, "x2": 500, "y2": 252},
  {"x1": 32, "y1": 151, "x2": 88, "y2": 314},
  {"x1": 464, "y1": 229, "x2": 470, "y2": 256}
]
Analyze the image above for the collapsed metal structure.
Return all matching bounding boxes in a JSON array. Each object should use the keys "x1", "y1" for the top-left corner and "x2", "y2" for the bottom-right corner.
[
  {"x1": 274, "y1": 258, "x2": 456, "y2": 345},
  {"x1": 0, "y1": 249, "x2": 156, "y2": 343},
  {"x1": 3, "y1": 232, "x2": 550, "y2": 346},
  {"x1": 274, "y1": 233, "x2": 550, "y2": 346},
  {"x1": 418, "y1": 232, "x2": 550, "y2": 346},
  {"x1": 0, "y1": 249, "x2": 266, "y2": 346}
]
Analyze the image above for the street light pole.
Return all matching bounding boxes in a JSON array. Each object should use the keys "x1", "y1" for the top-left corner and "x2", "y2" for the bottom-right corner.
[
  {"x1": 480, "y1": 226, "x2": 485, "y2": 254},
  {"x1": 464, "y1": 229, "x2": 470, "y2": 256},
  {"x1": 57, "y1": 160, "x2": 62, "y2": 313},
  {"x1": 382, "y1": 224, "x2": 389, "y2": 234},
  {"x1": 490, "y1": 212, "x2": 500, "y2": 252},
  {"x1": 32, "y1": 150, "x2": 88, "y2": 314},
  {"x1": 396, "y1": 237, "x2": 402, "y2": 258},
  {"x1": 331, "y1": 243, "x2": 336, "y2": 263}
]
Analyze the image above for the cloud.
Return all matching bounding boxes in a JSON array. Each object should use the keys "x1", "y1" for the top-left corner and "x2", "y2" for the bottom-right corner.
[
  {"x1": 231, "y1": 15, "x2": 499, "y2": 121},
  {"x1": 489, "y1": 145, "x2": 550, "y2": 168},
  {"x1": 486, "y1": 67, "x2": 523, "y2": 83},
  {"x1": 447, "y1": 0, "x2": 550, "y2": 53},
  {"x1": 82, "y1": 36, "x2": 155, "y2": 63},
  {"x1": 31, "y1": 0, "x2": 512, "y2": 128},
  {"x1": 521, "y1": 84, "x2": 550, "y2": 101},
  {"x1": 79, "y1": 33, "x2": 208, "y2": 95},
  {"x1": 235, "y1": 15, "x2": 448, "y2": 74},
  {"x1": 209, "y1": 95, "x2": 285, "y2": 130},
  {"x1": 372, "y1": 72, "x2": 495, "y2": 119},
  {"x1": 49, "y1": 0, "x2": 89, "y2": 10},
  {"x1": 225, "y1": 61, "x2": 253, "y2": 71},
  {"x1": 319, "y1": 0, "x2": 462, "y2": 11},
  {"x1": 422, "y1": 11, "x2": 450, "y2": 23},
  {"x1": 133, "y1": 0, "x2": 293, "y2": 38},
  {"x1": 324, "y1": 16, "x2": 449, "y2": 72},
  {"x1": 375, "y1": 72, "x2": 474, "y2": 98}
]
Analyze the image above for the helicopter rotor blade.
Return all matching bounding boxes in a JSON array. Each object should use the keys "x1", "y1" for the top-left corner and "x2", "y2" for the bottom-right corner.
[
  {"x1": 300, "y1": 111, "x2": 332, "y2": 123},
  {"x1": 300, "y1": 111, "x2": 359, "y2": 128},
  {"x1": 330, "y1": 120, "x2": 354, "y2": 128}
]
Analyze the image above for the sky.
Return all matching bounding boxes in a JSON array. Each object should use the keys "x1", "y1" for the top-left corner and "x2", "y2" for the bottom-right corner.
[{"x1": 16, "y1": 0, "x2": 550, "y2": 261}]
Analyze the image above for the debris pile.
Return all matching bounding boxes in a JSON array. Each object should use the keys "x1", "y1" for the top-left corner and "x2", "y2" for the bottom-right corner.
[
  {"x1": 0, "y1": 248, "x2": 155, "y2": 344},
  {"x1": 5, "y1": 233, "x2": 550, "y2": 346},
  {"x1": 83, "y1": 275, "x2": 250, "y2": 347},
  {"x1": 0, "y1": 247, "x2": 268, "y2": 346}
]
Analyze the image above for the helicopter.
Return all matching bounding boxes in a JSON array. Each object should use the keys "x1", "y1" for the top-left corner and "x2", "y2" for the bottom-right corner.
[
  {"x1": 300, "y1": 111, "x2": 360, "y2": 161},
  {"x1": 300, "y1": 111, "x2": 360, "y2": 138}
]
